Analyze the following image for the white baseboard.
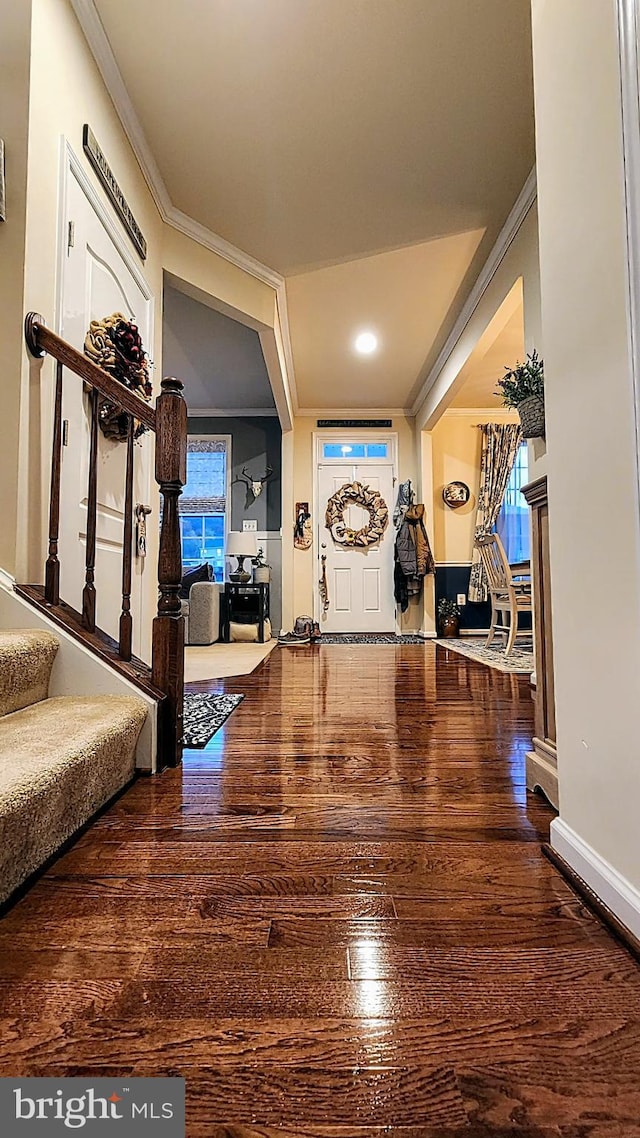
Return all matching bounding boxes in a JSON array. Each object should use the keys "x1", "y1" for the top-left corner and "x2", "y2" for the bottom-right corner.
[
  {"x1": 550, "y1": 817, "x2": 640, "y2": 941},
  {"x1": 418, "y1": 630, "x2": 436, "y2": 639},
  {"x1": 0, "y1": 567, "x2": 16, "y2": 592}
]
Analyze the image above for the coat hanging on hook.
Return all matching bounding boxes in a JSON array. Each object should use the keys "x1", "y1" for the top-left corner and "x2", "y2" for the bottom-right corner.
[{"x1": 393, "y1": 479, "x2": 414, "y2": 529}]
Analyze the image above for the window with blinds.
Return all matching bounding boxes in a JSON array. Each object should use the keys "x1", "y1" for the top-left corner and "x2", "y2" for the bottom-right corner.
[{"x1": 179, "y1": 438, "x2": 229, "y2": 581}]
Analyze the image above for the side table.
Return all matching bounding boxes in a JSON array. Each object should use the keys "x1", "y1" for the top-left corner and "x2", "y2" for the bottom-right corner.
[{"x1": 222, "y1": 581, "x2": 270, "y2": 643}]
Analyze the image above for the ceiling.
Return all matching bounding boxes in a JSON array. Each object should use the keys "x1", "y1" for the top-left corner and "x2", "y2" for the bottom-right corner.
[
  {"x1": 89, "y1": 0, "x2": 535, "y2": 413},
  {"x1": 450, "y1": 295, "x2": 525, "y2": 409},
  {"x1": 287, "y1": 229, "x2": 484, "y2": 410},
  {"x1": 163, "y1": 285, "x2": 275, "y2": 413}
]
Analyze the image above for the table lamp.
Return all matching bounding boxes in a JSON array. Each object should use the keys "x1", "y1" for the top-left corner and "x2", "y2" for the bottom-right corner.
[{"x1": 227, "y1": 531, "x2": 257, "y2": 583}]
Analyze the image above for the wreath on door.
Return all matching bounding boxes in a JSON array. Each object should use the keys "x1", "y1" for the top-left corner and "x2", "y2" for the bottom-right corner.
[
  {"x1": 84, "y1": 312, "x2": 153, "y2": 441},
  {"x1": 325, "y1": 481, "x2": 389, "y2": 547}
]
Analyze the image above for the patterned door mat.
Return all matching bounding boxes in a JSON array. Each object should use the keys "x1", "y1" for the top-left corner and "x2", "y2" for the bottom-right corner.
[
  {"x1": 319, "y1": 633, "x2": 426, "y2": 644},
  {"x1": 182, "y1": 693, "x2": 244, "y2": 747},
  {"x1": 435, "y1": 637, "x2": 534, "y2": 673}
]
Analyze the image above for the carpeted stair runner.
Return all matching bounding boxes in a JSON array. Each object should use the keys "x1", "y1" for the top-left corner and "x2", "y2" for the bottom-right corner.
[{"x1": 0, "y1": 629, "x2": 147, "y2": 905}]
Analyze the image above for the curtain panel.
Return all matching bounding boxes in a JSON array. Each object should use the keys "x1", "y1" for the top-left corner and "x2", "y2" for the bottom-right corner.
[{"x1": 468, "y1": 423, "x2": 522, "y2": 603}]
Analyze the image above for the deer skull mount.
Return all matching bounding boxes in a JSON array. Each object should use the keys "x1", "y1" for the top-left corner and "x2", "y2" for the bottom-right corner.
[{"x1": 237, "y1": 465, "x2": 274, "y2": 510}]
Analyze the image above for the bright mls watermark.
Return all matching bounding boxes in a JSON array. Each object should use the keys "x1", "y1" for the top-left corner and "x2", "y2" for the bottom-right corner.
[{"x1": 1, "y1": 1078, "x2": 185, "y2": 1135}]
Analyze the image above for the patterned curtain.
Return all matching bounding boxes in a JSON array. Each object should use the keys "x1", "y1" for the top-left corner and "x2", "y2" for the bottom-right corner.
[{"x1": 468, "y1": 423, "x2": 522, "y2": 602}]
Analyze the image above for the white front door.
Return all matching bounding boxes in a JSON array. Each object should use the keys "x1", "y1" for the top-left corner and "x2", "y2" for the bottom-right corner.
[
  {"x1": 317, "y1": 459, "x2": 396, "y2": 633},
  {"x1": 58, "y1": 161, "x2": 154, "y2": 659}
]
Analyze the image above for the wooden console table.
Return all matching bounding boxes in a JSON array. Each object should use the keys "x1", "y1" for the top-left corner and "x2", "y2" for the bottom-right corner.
[{"x1": 522, "y1": 475, "x2": 558, "y2": 808}]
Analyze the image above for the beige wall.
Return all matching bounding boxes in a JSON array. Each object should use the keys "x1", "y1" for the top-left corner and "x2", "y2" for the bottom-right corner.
[
  {"x1": 417, "y1": 205, "x2": 542, "y2": 431},
  {"x1": 0, "y1": 0, "x2": 33, "y2": 575},
  {"x1": 287, "y1": 414, "x2": 424, "y2": 631},
  {"x1": 430, "y1": 410, "x2": 520, "y2": 564},
  {"x1": 162, "y1": 230, "x2": 276, "y2": 333},
  {"x1": 533, "y1": 0, "x2": 640, "y2": 891},
  {"x1": 19, "y1": 0, "x2": 165, "y2": 602},
  {"x1": 4, "y1": 0, "x2": 280, "y2": 657}
]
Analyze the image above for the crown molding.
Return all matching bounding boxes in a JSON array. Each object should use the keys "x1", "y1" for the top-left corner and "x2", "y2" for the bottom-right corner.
[
  {"x1": 165, "y1": 203, "x2": 282, "y2": 290},
  {"x1": 69, "y1": 0, "x2": 171, "y2": 218},
  {"x1": 411, "y1": 166, "x2": 537, "y2": 420},
  {"x1": 440, "y1": 406, "x2": 519, "y2": 419},
  {"x1": 69, "y1": 0, "x2": 298, "y2": 412},
  {"x1": 187, "y1": 407, "x2": 279, "y2": 418}
]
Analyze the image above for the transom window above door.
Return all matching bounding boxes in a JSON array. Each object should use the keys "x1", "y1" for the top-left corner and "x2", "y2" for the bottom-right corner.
[{"x1": 321, "y1": 441, "x2": 389, "y2": 461}]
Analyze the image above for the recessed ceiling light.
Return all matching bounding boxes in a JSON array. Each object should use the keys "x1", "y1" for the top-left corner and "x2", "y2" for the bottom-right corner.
[{"x1": 354, "y1": 331, "x2": 378, "y2": 355}]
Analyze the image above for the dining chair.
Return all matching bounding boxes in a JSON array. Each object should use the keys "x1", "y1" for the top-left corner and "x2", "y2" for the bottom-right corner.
[{"x1": 475, "y1": 533, "x2": 533, "y2": 656}]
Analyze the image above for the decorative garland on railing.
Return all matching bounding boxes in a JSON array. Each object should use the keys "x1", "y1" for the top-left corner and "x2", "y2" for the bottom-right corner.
[
  {"x1": 84, "y1": 312, "x2": 152, "y2": 441},
  {"x1": 325, "y1": 481, "x2": 389, "y2": 547}
]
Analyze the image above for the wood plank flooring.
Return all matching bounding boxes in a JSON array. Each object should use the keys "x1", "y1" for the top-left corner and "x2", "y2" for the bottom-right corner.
[{"x1": 1, "y1": 642, "x2": 639, "y2": 1136}]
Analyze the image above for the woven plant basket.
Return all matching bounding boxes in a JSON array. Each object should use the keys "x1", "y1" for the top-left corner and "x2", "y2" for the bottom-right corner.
[{"x1": 517, "y1": 393, "x2": 545, "y2": 439}]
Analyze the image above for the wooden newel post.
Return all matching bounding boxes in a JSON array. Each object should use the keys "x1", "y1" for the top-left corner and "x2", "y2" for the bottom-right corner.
[{"x1": 151, "y1": 377, "x2": 187, "y2": 768}]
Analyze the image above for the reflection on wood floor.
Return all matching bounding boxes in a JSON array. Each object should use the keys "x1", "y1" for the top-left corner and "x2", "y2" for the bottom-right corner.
[{"x1": 1, "y1": 642, "x2": 639, "y2": 1136}]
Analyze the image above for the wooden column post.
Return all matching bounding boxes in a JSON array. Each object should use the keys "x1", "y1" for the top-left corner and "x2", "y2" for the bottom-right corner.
[
  {"x1": 119, "y1": 417, "x2": 135, "y2": 661},
  {"x1": 45, "y1": 361, "x2": 64, "y2": 605},
  {"x1": 151, "y1": 377, "x2": 187, "y2": 769}
]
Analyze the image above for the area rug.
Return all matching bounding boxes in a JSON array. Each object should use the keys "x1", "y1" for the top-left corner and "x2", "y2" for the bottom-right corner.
[
  {"x1": 319, "y1": 633, "x2": 427, "y2": 644},
  {"x1": 182, "y1": 693, "x2": 244, "y2": 747},
  {"x1": 184, "y1": 639, "x2": 276, "y2": 683},
  {"x1": 435, "y1": 637, "x2": 534, "y2": 674}
]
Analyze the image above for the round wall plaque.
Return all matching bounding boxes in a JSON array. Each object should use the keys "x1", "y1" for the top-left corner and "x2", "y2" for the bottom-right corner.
[{"x1": 442, "y1": 481, "x2": 470, "y2": 509}]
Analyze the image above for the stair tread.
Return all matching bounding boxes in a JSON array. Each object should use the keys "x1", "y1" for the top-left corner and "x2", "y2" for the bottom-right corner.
[
  {"x1": 0, "y1": 695, "x2": 147, "y2": 905},
  {"x1": 0, "y1": 695, "x2": 147, "y2": 810},
  {"x1": 0, "y1": 694, "x2": 147, "y2": 770},
  {"x1": 0, "y1": 628, "x2": 59, "y2": 719}
]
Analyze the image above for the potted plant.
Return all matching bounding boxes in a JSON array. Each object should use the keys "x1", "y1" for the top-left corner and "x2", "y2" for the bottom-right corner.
[
  {"x1": 495, "y1": 350, "x2": 545, "y2": 439},
  {"x1": 251, "y1": 547, "x2": 271, "y2": 584},
  {"x1": 438, "y1": 598, "x2": 461, "y2": 638}
]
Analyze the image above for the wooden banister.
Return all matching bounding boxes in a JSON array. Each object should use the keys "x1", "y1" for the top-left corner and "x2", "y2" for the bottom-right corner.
[
  {"x1": 24, "y1": 312, "x2": 187, "y2": 770},
  {"x1": 25, "y1": 313, "x2": 156, "y2": 430}
]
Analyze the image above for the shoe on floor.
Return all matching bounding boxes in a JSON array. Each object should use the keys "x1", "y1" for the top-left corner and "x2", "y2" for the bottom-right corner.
[{"x1": 278, "y1": 631, "x2": 311, "y2": 645}]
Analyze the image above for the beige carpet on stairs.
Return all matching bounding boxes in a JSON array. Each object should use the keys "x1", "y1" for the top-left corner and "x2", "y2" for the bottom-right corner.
[
  {"x1": 0, "y1": 628, "x2": 59, "y2": 716},
  {"x1": 0, "y1": 628, "x2": 147, "y2": 906},
  {"x1": 184, "y1": 638, "x2": 277, "y2": 682}
]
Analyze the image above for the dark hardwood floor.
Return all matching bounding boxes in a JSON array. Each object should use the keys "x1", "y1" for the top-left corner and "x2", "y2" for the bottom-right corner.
[{"x1": 1, "y1": 642, "x2": 640, "y2": 1136}]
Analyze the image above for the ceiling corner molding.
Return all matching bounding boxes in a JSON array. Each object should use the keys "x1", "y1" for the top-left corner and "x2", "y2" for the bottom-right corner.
[
  {"x1": 69, "y1": 0, "x2": 172, "y2": 218},
  {"x1": 69, "y1": 0, "x2": 298, "y2": 414},
  {"x1": 165, "y1": 204, "x2": 283, "y2": 290},
  {"x1": 440, "y1": 406, "x2": 517, "y2": 419},
  {"x1": 411, "y1": 166, "x2": 537, "y2": 420}
]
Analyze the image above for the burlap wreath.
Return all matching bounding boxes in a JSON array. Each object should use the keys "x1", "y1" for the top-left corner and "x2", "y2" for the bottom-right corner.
[
  {"x1": 84, "y1": 312, "x2": 152, "y2": 441},
  {"x1": 325, "y1": 481, "x2": 389, "y2": 547}
]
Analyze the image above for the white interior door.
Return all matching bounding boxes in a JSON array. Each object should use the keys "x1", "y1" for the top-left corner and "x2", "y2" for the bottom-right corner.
[
  {"x1": 58, "y1": 164, "x2": 153, "y2": 659},
  {"x1": 317, "y1": 460, "x2": 396, "y2": 632}
]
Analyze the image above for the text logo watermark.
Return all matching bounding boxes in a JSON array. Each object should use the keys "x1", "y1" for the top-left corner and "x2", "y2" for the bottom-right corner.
[{"x1": 0, "y1": 1078, "x2": 185, "y2": 1135}]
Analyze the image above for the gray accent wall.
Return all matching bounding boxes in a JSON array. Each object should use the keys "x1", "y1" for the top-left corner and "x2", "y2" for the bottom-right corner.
[{"x1": 187, "y1": 416, "x2": 283, "y2": 631}]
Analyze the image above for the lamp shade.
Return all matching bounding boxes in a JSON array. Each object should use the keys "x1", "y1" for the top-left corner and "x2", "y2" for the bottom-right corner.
[{"x1": 227, "y1": 531, "x2": 257, "y2": 558}]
